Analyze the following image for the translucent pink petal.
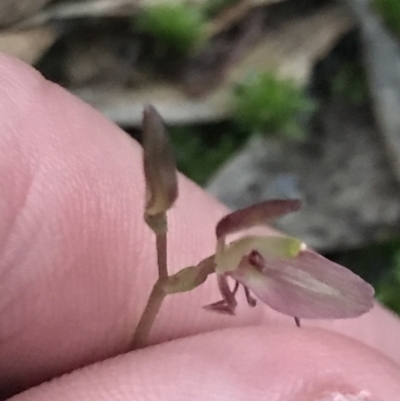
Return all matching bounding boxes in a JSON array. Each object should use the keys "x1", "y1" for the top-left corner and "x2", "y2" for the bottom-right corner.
[
  {"x1": 230, "y1": 249, "x2": 375, "y2": 319},
  {"x1": 216, "y1": 199, "x2": 301, "y2": 239}
]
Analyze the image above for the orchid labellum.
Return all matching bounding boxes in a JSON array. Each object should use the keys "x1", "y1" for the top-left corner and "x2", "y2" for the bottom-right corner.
[{"x1": 205, "y1": 200, "x2": 375, "y2": 326}]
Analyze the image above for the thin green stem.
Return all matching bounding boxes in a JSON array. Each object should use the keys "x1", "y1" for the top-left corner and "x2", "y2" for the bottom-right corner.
[{"x1": 131, "y1": 280, "x2": 167, "y2": 349}]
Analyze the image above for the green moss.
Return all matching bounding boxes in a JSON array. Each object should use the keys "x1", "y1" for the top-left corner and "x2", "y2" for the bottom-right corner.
[
  {"x1": 136, "y1": 3, "x2": 206, "y2": 54},
  {"x1": 232, "y1": 72, "x2": 315, "y2": 139},
  {"x1": 373, "y1": 0, "x2": 400, "y2": 38}
]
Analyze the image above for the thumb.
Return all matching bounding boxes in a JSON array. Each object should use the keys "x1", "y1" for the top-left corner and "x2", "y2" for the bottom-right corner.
[{"x1": 9, "y1": 326, "x2": 400, "y2": 401}]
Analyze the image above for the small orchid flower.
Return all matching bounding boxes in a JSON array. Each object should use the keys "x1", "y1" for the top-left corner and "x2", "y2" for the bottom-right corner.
[
  {"x1": 206, "y1": 200, "x2": 375, "y2": 326},
  {"x1": 132, "y1": 105, "x2": 375, "y2": 349}
]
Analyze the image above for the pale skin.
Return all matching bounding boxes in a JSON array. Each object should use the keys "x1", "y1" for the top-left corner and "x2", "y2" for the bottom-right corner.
[{"x1": 0, "y1": 52, "x2": 399, "y2": 401}]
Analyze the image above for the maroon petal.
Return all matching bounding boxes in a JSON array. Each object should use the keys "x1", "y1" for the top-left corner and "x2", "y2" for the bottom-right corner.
[{"x1": 216, "y1": 199, "x2": 301, "y2": 239}]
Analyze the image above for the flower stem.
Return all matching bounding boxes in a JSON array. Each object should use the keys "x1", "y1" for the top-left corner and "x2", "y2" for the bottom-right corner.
[
  {"x1": 156, "y1": 231, "x2": 168, "y2": 279},
  {"x1": 131, "y1": 225, "x2": 169, "y2": 349},
  {"x1": 131, "y1": 279, "x2": 167, "y2": 349}
]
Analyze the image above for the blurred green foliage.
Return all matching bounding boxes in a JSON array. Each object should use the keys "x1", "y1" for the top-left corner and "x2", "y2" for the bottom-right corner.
[
  {"x1": 136, "y1": 3, "x2": 206, "y2": 54},
  {"x1": 169, "y1": 124, "x2": 249, "y2": 185},
  {"x1": 168, "y1": 72, "x2": 316, "y2": 185},
  {"x1": 232, "y1": 72, "x2": 315, "y2": 139},
  {"x1": 373, "y1": 0, "x2": 400, "y2": 38}
]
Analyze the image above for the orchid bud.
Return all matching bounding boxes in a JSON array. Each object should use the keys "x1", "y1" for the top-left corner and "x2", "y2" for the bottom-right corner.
[{"x1": 142, "y1": 105, "x2": 178, "y2": 232}]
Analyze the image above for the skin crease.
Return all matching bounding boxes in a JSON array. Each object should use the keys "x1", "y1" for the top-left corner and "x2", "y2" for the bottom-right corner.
[{"x1": 0, "y1": 53, "x2": 398, "y2": 400}]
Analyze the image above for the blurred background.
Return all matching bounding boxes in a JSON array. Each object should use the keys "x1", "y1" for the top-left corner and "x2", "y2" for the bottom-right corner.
[{"x1": 2, "y1": 0, "x2": 400, "y2": 315}]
